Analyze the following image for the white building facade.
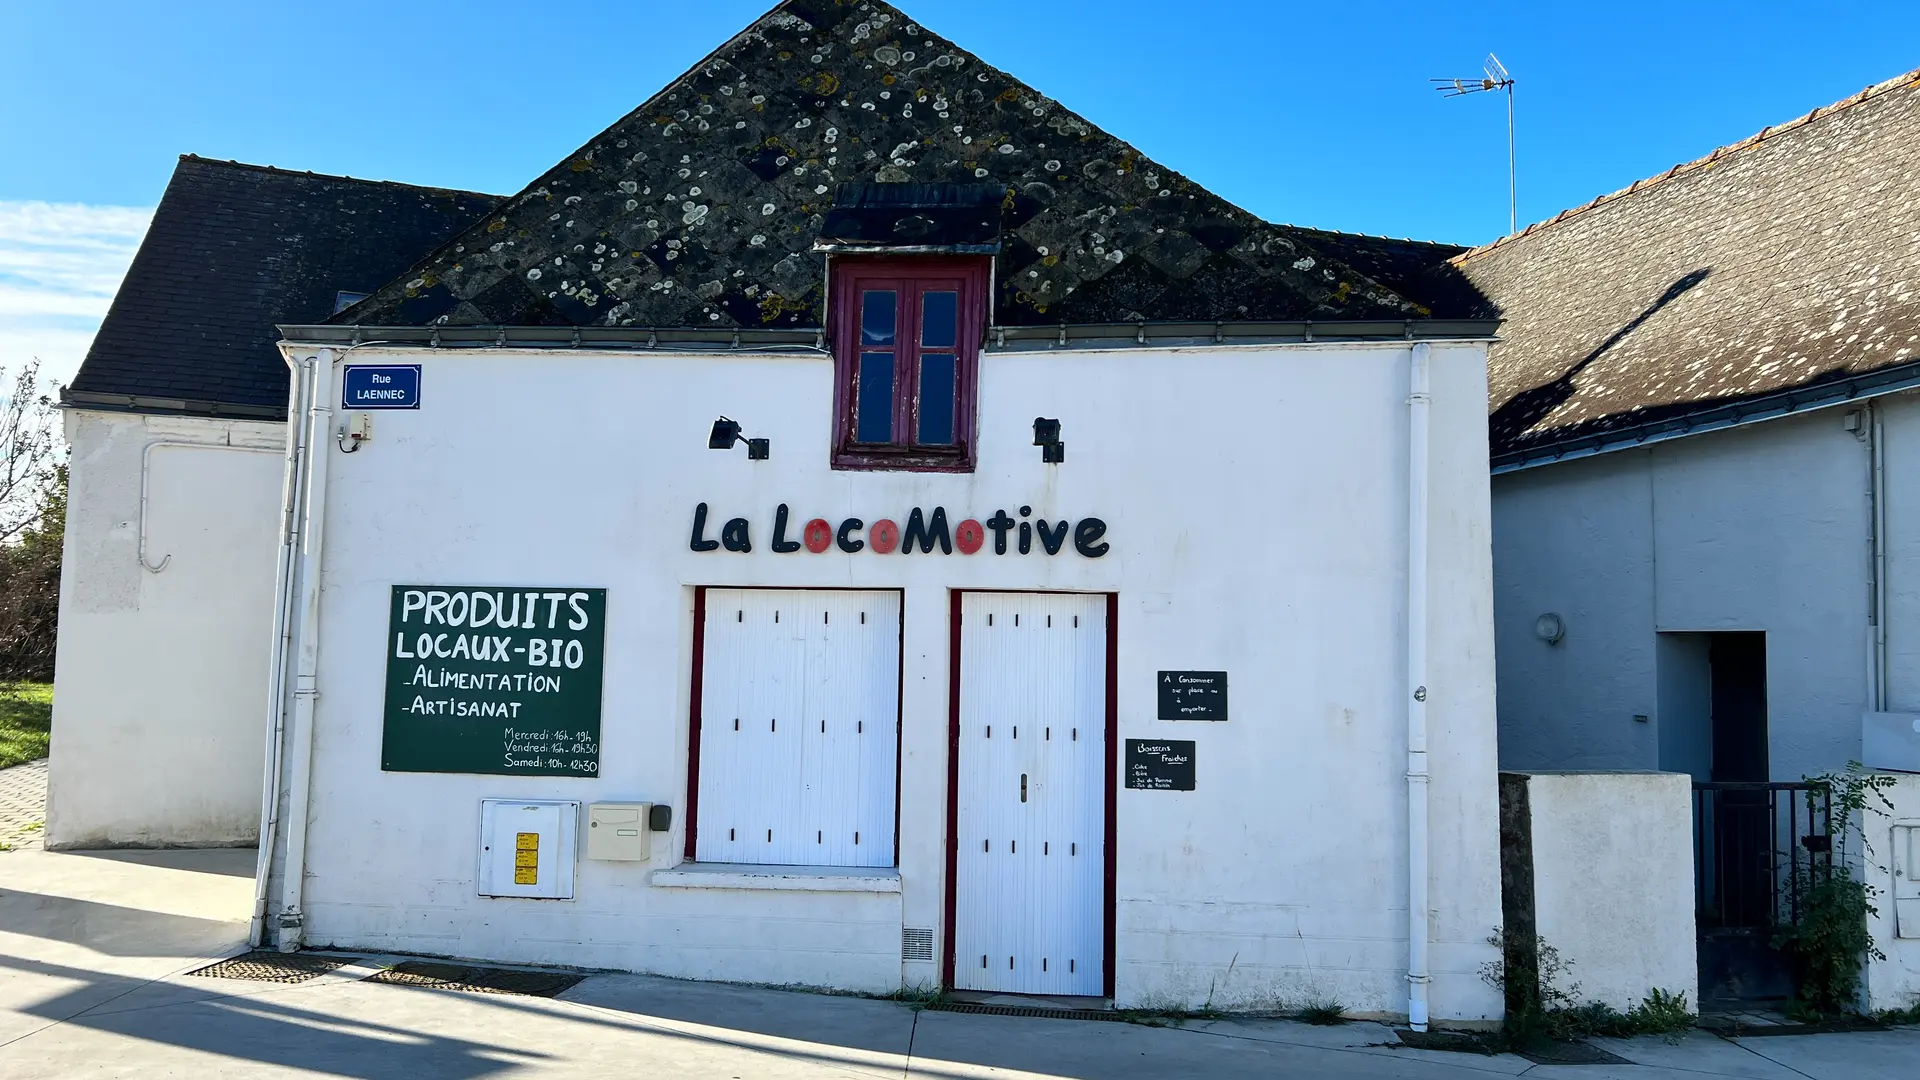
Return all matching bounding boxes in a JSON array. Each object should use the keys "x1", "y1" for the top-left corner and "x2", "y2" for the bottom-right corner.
[
  {"x1": 48, "y1": 407, "x2": 285, "y2": 847},
  {"x1": 44, "y1": 156, "x2": 500, "y2": 848},
  {"x1": 255, "y1": 330, "x2": 1502, "y2": 1020}
]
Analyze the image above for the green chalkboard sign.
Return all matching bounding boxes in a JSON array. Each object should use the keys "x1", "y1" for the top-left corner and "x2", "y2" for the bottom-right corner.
[{"x1": 381, "y1": 585, "x2": 606, "y2": 776}]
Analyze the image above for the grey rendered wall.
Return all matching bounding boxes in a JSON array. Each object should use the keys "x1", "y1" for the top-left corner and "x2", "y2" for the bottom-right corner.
[
  {"x1": 1492, "y1": 452, "x2": 1657, "y2": 769},
  {"x1": 1492, "y1": 409, "x2": 1871, "y2": 780},
  {"x1": 1877, "y1": 393, "x2": 1920, "y2": 713}
]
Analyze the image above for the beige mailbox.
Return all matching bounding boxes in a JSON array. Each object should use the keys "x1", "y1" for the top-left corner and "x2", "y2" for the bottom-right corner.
[{"x1": 586, "y1": 802, "x2": 653, "y2": 861}]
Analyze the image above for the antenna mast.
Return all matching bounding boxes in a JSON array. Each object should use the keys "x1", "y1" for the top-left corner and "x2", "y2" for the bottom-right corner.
[{"x1": 1432, "y1": 54, "x2": 1517, "y2": 235}]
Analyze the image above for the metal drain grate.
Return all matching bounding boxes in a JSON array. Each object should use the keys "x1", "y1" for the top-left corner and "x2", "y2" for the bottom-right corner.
[
  {"x1": 1514, "y1": 1041, "x2": 1631, "y2": 1066},
  {"x1": 926, "y1": 1001, "x2": 1124, "y2": 1023},
  {"x1": 364, "y1": 961, "x2": 584, "y2": 998},
  {"x1": 187, "y1": 951, "x2": 360, "y2": 984}
]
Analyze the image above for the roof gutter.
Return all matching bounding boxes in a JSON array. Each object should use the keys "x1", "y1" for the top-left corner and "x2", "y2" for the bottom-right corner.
[
  {"x1": 61, "y1": 387, "x2": 285, "y2": 422},
  {"x1": 1491, "y1": 357, "x2": 1920, "y2": 474},
  {"x1": 280, "y1": 319, "x2": 1502, "y2": 352}
]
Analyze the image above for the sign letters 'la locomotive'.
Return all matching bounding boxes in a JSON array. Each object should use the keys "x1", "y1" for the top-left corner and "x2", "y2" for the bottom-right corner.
[{"x1": 690, "y1": 503, "x2": 1109, "y2": 558}]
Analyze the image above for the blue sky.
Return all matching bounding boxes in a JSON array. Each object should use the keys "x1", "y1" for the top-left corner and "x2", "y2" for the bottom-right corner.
[{"x1": 4, "y1": 0, "x2": 1918, "y2": 387}]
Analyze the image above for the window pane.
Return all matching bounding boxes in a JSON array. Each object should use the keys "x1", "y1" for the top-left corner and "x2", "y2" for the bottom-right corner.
[
  {"x1": 857, "y1": 352, "x2": 896, "y2": 443},
  {"x1": 921, "y1": 290, "x2": 958, "y2": 348},
  {"x1": 918, "y1": 352, "x2": 956, "y2": 445},
  {"x1": 861, "y1": 290, "x2": 897, "y2": 346}
]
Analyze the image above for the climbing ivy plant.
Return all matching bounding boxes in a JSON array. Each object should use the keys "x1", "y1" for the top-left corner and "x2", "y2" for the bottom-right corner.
[{"x1": 1771, "y1": 763, "x2": 1897, "y2": 1017}]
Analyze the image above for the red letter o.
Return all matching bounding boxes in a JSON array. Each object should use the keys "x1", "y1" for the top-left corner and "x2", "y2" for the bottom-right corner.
[
  {"x1": 803, "y1": 518, "x2": 832, "y2": 553},
  {"x1": 869, "y1": 518, "x2": 900, "y2": 554},
  {"x1": 955, "y1": 518, "x2": 984, "y2": 554}
]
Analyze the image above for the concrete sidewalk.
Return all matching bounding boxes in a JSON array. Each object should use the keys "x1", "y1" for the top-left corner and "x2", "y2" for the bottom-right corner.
[
  {"x1": 0, "y1": 758, "x2": 47, "y2": 850},
  {"x1": 2, "y1": 845, "x2": 1916, "y2": 1078}
]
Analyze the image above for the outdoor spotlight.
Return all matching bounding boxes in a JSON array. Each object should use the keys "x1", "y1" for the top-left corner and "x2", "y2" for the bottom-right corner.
[
  {"x1": 1033, "y1": 417, "x2": 1064, "y2": 463},
  {"x1": 708, "y1": 416, "x2": 770, "y2": 459}
]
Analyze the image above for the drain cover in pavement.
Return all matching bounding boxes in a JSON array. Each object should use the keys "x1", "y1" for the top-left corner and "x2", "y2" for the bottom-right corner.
[
  {"x1": 188, "y1": 951, "x2": 360, "y2": 983},
  {"x1": 926, "y1": 1001, "x2": 1125, "y2": 1023},
  {"x1": 1514, "y1": 1041, "x2": 1631, "y2": 1065},
  {"x1": 364, "y1": 961, "x2": 583, "y2": 997}
]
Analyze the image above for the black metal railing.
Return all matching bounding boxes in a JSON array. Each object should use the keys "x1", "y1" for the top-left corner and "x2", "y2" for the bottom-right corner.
[{"x1": 1692, "y1": 781, "x2": 1834, "y2": 931}]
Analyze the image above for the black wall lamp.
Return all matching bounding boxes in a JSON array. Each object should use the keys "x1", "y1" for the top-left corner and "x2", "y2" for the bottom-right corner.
[
  {"x1": 709, "y1": 416, "x2": 770, "y2": 460},
  {"x1": 1033, "y1": 417, "x2": 1064, "y2": 463}
]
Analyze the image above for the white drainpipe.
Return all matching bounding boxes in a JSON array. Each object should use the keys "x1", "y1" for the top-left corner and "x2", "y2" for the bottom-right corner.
[
  {"x1": 1406, "y1": 341, "x2": 1433, "y2": 1031},
  {"x1": 1871, "y1": 401, "x2": 1889, "y2": 712},
  {"x1": 249, "y1": 349, "x2": 315, "y2": 947},
  {"x1": 269, "y1": 348, "x2": 335, "y2": 950}
]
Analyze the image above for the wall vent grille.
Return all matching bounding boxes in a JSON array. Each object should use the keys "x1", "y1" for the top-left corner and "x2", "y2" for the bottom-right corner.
[{"x1": 902, "y1": 927, "x2": 935, "y2": 962}]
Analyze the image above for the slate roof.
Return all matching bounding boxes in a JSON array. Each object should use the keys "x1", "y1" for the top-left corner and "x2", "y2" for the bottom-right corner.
[
  {"x1": 70, "y1": 156, "x2": 502, "y2": 416},
  {"x1": 337, "y1": 0, "x2": 1470, "y2": 331},
  {"x1": 1457, "y1": 67, "x2": 1920, "y2": 464}
]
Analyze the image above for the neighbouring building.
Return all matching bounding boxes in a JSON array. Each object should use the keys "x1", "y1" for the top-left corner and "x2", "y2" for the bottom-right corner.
[
  {"x1": 250, "y1": 0, "x2": 1506, "y2": 1022},
  {"x1": 1460, "y1": 66, "x2": 1920, "y2": 1003},
  {"x1": 48, "y1": 156, "x2": 500, "y2": 848}
]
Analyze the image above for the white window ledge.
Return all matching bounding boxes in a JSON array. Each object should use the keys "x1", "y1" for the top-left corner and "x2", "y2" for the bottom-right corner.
[{"x1": 650, "y1": 862, "x2": 902, "y2": 893}]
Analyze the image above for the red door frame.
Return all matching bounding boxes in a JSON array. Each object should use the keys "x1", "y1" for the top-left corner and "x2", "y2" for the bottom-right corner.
[
  {"x1": 942, "y1": 589, "x2": 1120, "y2": 999},
  {"x1": 683, "y1": 585, "x2": 909, "y2": 864}
]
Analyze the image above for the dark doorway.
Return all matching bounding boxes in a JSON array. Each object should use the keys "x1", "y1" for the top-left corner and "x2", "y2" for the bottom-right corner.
[
  {"x1": 1692, "y1": 631, "x2": 1785, "y2": 1003},
  {"x1": 1709, "y1": 632, "x2": 1769, "y2": 785},
  {"x1": 1708, "y1": 632, "x2": 1771, "y2": 929}
]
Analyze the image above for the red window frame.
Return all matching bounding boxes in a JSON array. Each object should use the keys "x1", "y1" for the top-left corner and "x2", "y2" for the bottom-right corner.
[{"x1": 830, "y1": 256, "x2": 989, "y2": 472}]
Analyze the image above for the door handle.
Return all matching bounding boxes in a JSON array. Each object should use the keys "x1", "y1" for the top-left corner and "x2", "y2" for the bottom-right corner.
[{"x1": 1021, "y1": 773, "x2": 1027, "y2": 803}]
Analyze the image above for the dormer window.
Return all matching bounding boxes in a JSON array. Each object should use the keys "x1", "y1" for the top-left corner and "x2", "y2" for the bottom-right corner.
[{"x1": 830, "y1": 256, "x2": 988, "y2": 471}]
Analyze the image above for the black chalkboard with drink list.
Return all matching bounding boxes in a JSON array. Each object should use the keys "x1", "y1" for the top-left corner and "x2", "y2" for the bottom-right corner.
[{"x1": 1126, "y1": 739, "x2": 1196, "y2": 790}]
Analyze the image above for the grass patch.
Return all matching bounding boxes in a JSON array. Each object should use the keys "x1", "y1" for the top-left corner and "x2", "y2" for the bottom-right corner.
[
  {"x1": 885, "y1": 984, "x2": 947, "y2": 1009},
  {"x1": 1876, "y1": 1002, "x2": 1920, "y2": 1026},
  {"x1": 1294, "y1": 1002, "x2": 1350, "y2": 1026},
  {"x1": 0, "y1": 682, "x2": 52, "y2": 769}
]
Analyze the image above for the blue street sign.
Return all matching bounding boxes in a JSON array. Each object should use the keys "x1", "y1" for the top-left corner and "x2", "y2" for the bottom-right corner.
[{"x1": 342, "y1": 365, "x2": 421, "y2": 409}]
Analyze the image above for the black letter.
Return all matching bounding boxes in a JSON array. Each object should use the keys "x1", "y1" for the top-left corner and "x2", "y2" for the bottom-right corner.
[
  {"x1": 986, "y1": 510, "x2": 1015, "y2": 554},
  {"x1": 771, "y1": 504, "x2": 802, "y2": 553},
  {"x1": 1073, "y1": 517, "x2": 1109, "y2": 558},
  {"x1": 1018, "y1": 521, "x2": 1032, "y2": 554},
  {"x1": 836, "y1": 517, "x2": 866, "y2": 553},
  {"x1": 721, "y1": 517, "x2": 753, "y2": 552},
  {"x1": 689, "y1": 502, "x2": 720, "y2": 552},
  {"x1": 902, "y1": 506, "x2": 953, "y2": 554},
  {"x1": 1036, "y1": 519, "x2": 1069, "y2": 555}
]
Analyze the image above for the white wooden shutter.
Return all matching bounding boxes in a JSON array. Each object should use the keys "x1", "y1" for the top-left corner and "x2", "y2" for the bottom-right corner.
[
  {"x1": 953, "y1": 592, "x2": 1107, "y2": 995},
  {"x1": 696, "y1": 589, "x2": 899, "y2": 867}
]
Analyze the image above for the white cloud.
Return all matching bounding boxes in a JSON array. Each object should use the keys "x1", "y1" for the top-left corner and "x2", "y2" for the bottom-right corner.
[{"x1": 0, "y1": 201, "x2": 154, "y2": 391}]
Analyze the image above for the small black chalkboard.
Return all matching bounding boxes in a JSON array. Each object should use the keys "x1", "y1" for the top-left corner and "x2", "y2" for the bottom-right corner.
[
  {"x1": 1126, "y1": 739, "x2": 1196, "y2": 790},
  {"x1": 1157, "y1": 670, "x2": 1228, "y2": 721}
]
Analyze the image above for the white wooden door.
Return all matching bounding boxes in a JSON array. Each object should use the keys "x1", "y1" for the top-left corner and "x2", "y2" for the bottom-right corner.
[
  {"x1": 953, "y1": 592, "x2": 1107, "y2": 995},
  {"x1": 696, "y1": 589, "x2": 900, "y2": 867}
]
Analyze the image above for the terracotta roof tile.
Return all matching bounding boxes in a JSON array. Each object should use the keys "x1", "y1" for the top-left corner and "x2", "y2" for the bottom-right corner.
[{"x1": 1455, "y1": 67, "x2": 1920, "y2": 458}]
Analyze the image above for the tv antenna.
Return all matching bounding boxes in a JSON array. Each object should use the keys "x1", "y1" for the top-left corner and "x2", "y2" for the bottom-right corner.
[{"x1": 1432, "y1": 54, "x2": 1517, "y2": 235}]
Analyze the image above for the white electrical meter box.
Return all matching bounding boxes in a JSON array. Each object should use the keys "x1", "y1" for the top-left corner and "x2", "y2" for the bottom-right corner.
[
  {"x1": 478, "y1": 799, "x2": 577, "y2": 899},
  {"x1": 586, "y1": 802, "x2": 653, "y2": 861}
]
